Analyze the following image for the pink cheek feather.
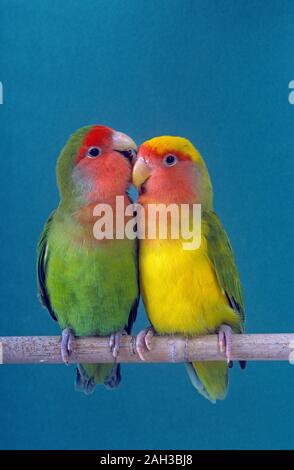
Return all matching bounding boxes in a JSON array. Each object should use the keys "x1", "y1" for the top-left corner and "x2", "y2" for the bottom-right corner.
[
  {"x1": 75, "y1": 152, "x2": 132, "y2": 202},
  {"x1": 141, "y1": 161, "x2": 198, "y2": 205}
]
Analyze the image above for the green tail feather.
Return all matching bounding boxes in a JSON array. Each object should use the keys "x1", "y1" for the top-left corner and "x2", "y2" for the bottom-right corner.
[
  {"x1": 75, "y1": 363, "x2": 121, "y2": 394},
  {"x1": 185, "y1": 361, "x2": 228, "y2": 403}
]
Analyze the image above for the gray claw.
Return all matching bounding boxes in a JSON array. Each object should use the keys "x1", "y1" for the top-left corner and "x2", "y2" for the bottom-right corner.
[
  {"x1": 218, "y1": 324, "x2": 233, "y2": 364},
  {"x1": 135, "y1": 327, "x2": 155, "y2": 361},
  {"x1": 109, "y1": 330, "x2": 126, "y2": 358},
  {"x1": 61, "y1": 328, "x2": 75, "y2": 365}
]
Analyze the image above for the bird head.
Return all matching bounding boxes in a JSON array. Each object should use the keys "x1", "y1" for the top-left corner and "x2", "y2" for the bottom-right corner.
[
  {"x1": 133, "y1": 136, "x2": 212, "y2": 209},
  {"x1": 57, "y1": 125, "x2": 137, "y2": 206}
]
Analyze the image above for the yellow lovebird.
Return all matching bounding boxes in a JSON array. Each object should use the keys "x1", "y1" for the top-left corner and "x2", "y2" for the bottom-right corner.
[{"x1": 133, "y1": 136, "x2": 245, "y2": 403}]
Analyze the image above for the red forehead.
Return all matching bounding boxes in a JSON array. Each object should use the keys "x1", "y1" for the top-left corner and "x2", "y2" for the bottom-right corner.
[
  {"x1": 76, "y1": 125, "x2": 113, "y2": 165},
  {"x1": 83, "y1": 125, "x2": 113, "y2": 146}
]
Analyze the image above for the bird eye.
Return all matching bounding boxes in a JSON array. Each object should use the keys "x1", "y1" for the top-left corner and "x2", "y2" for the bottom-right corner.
[
  {"x1": 87, "y1": 146, "x2": 101, "y2": 158},
  {"x1": 163, "y1": 154, "x2": 178, "y2": 166}
]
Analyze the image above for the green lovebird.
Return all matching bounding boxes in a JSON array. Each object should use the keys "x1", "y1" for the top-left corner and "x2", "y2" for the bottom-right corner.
[{"x1": 37, "y1": 125, "x2": 139, "y2": 393}]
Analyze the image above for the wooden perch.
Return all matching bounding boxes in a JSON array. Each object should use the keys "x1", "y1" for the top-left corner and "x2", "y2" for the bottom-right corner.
[{"x1": 0, "y1": 334, "x2": 294, "y2": 364}]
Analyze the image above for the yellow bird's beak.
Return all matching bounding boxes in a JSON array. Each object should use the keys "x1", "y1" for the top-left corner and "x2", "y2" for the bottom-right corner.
[{"x1": 132, "y1": 157, "x2": 152, "y2": 190}]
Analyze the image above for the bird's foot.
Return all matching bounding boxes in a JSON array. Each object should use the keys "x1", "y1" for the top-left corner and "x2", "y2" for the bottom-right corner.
[
  {"x1": 135, "y1": 327, "x2": 155, "y2": 361},
  {"x1": 109, "y1": 330, "x2": 126, "y2": 359},
  {"x1": 61, "y1": 328, "x2": 75, "y2": 365},
  {"x1": 218, "y1": 324, "x2": 233, "y2": 364}
]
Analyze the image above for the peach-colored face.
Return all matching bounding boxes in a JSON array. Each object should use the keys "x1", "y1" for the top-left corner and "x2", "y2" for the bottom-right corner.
[
  {"x1": 134, "y1": 142, "x2": 198, "y2": 204},
  {"x1": 74, "y1": 125, "x2": 137, "y2": 203}
]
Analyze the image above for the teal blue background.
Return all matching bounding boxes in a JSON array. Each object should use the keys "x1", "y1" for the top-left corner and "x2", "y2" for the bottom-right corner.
[{"x1": 1, "y1": 0, "x2": 294, "y2": 450}]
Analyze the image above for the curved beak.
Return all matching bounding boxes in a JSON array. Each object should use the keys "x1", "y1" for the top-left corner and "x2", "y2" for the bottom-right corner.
[
  {"x1": 112, "y1": 131, "x2": 137, "y2": 152},
  {"x1": 132, "y1": 157, "x2": 152, "y2": 190}
]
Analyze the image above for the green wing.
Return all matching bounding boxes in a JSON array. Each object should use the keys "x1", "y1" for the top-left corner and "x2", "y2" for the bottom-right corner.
[
  {"x1": 203, "y1": 210, "x2": 244, "y2": 325},
  {"x1": 37, "y1": 211, "x2": 57, "y2": 321}
]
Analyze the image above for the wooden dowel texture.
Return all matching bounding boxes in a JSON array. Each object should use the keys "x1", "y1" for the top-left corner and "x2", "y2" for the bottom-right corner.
[{"x1": 0, "y1": 334, "x2": 294, "y2": 364}]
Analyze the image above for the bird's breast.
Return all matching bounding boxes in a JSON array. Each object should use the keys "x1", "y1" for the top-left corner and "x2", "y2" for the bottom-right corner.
[{"x1": 139, "y1": 237, "x2": 229, "y2": 335}]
